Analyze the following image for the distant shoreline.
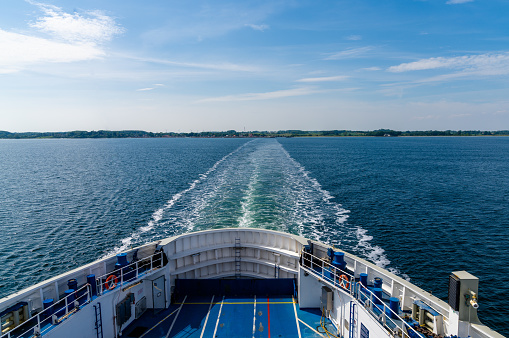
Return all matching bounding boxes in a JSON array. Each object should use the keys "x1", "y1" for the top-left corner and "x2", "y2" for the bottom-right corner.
[{"x1": 1, "y1": 129, "x2": 508, "y2": 139}]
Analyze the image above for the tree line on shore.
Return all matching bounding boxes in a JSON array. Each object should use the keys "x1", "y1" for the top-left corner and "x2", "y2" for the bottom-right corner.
[{"x1": 0, "y1": 129, "x2": 508, "y2": 139}]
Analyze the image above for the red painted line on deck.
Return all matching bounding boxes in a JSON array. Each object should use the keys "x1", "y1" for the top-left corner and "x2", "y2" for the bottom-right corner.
[{"x1": 267, "y1": 297, "x2": 271, "y2": 338}]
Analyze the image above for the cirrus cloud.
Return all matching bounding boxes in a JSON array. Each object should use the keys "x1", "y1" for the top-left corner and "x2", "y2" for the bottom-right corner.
[
  {"x1": 324, "y1": 46, "x2": 373, "y2": 60},
  {"x1": 198, "y1": 87, "x2": 321, "y2": 102},
  {"x1": 388, "y1": 52, "x2": 509, "y2": 76},
  {"x1": 296, "y1": 75, "x2": 349, "y2": 82},
  {"x1": 245, "y1": 24, "x2": 269, "y2": 32},
  {"x1": 446, "y1": 0, "x2": 474, "y2": 4}
]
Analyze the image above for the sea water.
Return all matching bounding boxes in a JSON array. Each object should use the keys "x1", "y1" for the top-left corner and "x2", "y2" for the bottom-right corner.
[{"x1": 0, "y1": 137, "x2": 507, "y2": 335}]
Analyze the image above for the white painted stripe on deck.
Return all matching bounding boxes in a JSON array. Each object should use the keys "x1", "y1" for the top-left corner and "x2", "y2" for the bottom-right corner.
[
  {"x1": 200, "y1": 295, "x2": 215, "y2": 338},
  {"x1": 292, "y1": 296, "x2": 302, "y2": 338},
  {"x1": 298, "y1": 318, "x2": 327, "y2": 338},
  {"x1": 213, "y1": 296, "x2": 225, "y2": 338},
  {"x1": 165, "y1": 295, "x2": 187, "y2": 338},
  {"x1": 252, "y1": 295, "x2": 257, "y2": 338}
]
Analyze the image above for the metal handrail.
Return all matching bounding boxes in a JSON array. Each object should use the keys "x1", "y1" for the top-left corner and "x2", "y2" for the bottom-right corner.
[
  {"x1": 1, "y1": 251, "x2": 164, "y2": 338},
  {"x1": 357, "y1": 283, "x2": 421, "y2": 338},
  {"x1": 1, "y1": 284, "x2": 91, "y2": 338},
  {"x1": 300, "y1": 251, "x2": 355, "y2": 295},
  {"x1": 299, "y1": 251, "x2": 423, "y2": 338},
  {"x1": 96, "y1": 251, "x2": 163, "y2": 295}
]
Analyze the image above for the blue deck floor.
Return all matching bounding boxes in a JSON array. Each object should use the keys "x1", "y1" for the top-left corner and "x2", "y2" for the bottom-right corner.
[{"x1": 123, "y1": 296, "x2": 332, "y2": 338}]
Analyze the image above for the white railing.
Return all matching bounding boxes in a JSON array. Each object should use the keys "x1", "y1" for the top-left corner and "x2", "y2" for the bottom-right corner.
[
  {"x1": 1, "y1": 251, "x2": 164, "y2": 338},
  {"x1": 357, "y1": 283, "x2": 421, "y2": 338},
  {"x1": 96, "y1": 251, "x2": 164, "y2": 295},
  {"x1": 1, "y1": 284, "x2": 91, "y2": 338},
  {"x1": 300, "y1": 251, "x2": 424, "y2": 338},
  {"x1": 300, "y1": 251, "x2": 355, "y2": 295}
]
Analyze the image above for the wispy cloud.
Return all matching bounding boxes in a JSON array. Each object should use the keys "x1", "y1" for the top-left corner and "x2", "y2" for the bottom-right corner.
[
  {"x1": 0, "y1": 2, "x2": 123, "y2": 74},
  {"x1": 245, "y1": 24, "x2": 269, "y2": 32},
  {"x1": 296, "y1": 75, "x2": 349, "y2": 82},
  {"x1": 141, "y1": 2, "x2": 280, "y2": 44},
  {"x1": 0, "y1": 29, "x2": 104, "y2": 73},
  {"x1": 346, "y1": 35, "x2": 362, "y2": 41},
  {"x1": 363, "y1": 67, "x2": 381, "y2": 71},
  {"x1": 324, "y1": 47, "x2": 373, "y2": 60},
  {"x1": 136, "y1": 84, "x2": 165, "y2": 91},
  {"x1": 388, "y1": 52, "x2": 509, "y2": 76},
  {"x1": 127, "y1": 56, "x2": 259, "y2": 72},
  {"x1": 199, "y1": 87, "x2": 322, "y2": 102},
  {"x1": 28, "y1": 1, "x2": 124, "y2": 43},
  {"x1": 446, "y1": 0, "x2": 474, "y2": 4}
]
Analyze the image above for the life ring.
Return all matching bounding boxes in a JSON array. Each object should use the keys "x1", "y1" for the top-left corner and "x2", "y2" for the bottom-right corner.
[
  {"x1": 105, "y1": 275, "x2": 118, "y2": 290},
  {"x1": 339, "y1": 274, "x2": 350, "y2": 290}
]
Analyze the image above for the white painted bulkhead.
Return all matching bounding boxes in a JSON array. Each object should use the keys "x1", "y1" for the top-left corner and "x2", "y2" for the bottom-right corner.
[{"x1": 0, "y1": 228, "x2": 505, "y2": 338}]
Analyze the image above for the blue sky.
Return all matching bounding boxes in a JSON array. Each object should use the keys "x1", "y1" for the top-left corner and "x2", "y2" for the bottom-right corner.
[{"x1": 1, "y1": 0, "x2": 508, "y2": 132}]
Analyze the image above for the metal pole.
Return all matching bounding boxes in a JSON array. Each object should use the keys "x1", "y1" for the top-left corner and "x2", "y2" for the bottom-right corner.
[
  {"x1": 35, "y1": 312, "x2": 41, "y2": 336},
  {"x1": 334, "y1": 266, "x2": 338, "y2": 288},
  {"x1": 321, "y1": 259, "x2": 324, "y2": 280}
]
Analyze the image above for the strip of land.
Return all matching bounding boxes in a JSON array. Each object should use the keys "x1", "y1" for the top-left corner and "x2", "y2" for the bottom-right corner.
[{"x1": 0, "y1": 129, "x2": 508, "y2": 139}]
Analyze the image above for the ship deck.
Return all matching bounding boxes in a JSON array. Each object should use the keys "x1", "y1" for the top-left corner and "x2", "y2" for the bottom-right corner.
[{"x1": 123, "y1": 295, "x2": 332, "y2": 338}]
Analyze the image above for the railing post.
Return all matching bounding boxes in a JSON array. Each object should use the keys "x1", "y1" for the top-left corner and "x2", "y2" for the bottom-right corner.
[
  {"x1": 65, "y1": 297, "x2": 68, "y2": 315},
  {"x1": 150, "y1": 255, "x2": 154, "y2": 270},
  {"x1": 160, "y1": 251, "x2": 163, "y2": 267},
  {"x1": 321, "y1": 259, "x2": 324, "y2": 280},
  {"x1": 334, "y1": 266, "x2": 337, "y2": 287},
  {"x1": 120, "y1": 267, "x2": 124, "y2": 286},
  {"x1": 37, "y1": 313, "x2": 41, "y2": 332},
  {"x1": 136, "y1": 261, "x2": 139, "y2": 279}
]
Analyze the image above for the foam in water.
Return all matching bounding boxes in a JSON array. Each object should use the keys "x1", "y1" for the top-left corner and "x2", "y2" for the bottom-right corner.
[
  {"x1": 109, "y1": 139, "x2": 397, "y2": 275},
  {"x1": 106, "y1": 141, "x2": 254, "y2": 256}
]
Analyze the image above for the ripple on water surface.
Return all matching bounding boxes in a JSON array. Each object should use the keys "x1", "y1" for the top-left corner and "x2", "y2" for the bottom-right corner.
[{"x1": 0, "y1": 137, "x2": 507, "y2": 336}]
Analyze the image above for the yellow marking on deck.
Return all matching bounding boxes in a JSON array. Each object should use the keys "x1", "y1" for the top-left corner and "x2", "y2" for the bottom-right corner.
[
  {"x1": 292, "y1": 296, "x2": 302, "y2": 338},
  {"x1": 298, "y1": 318, "x2": 327, "y2": 338},
  {"x1": 139, "y1": 308, "x2": 179, "y2": 338}
]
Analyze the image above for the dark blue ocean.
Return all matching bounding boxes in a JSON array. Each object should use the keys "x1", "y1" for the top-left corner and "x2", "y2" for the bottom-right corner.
[{"x1": 0, "y1": 137, "x2": 507, "y2": 335}]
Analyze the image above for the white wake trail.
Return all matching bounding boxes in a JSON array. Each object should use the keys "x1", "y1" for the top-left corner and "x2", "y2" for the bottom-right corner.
[
  {"x1": 277, "y1": 140, "x2": 399, "y2": 276},
  {"x1": 105, "y1": 140, "x2": 253, "y2": 257}
]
